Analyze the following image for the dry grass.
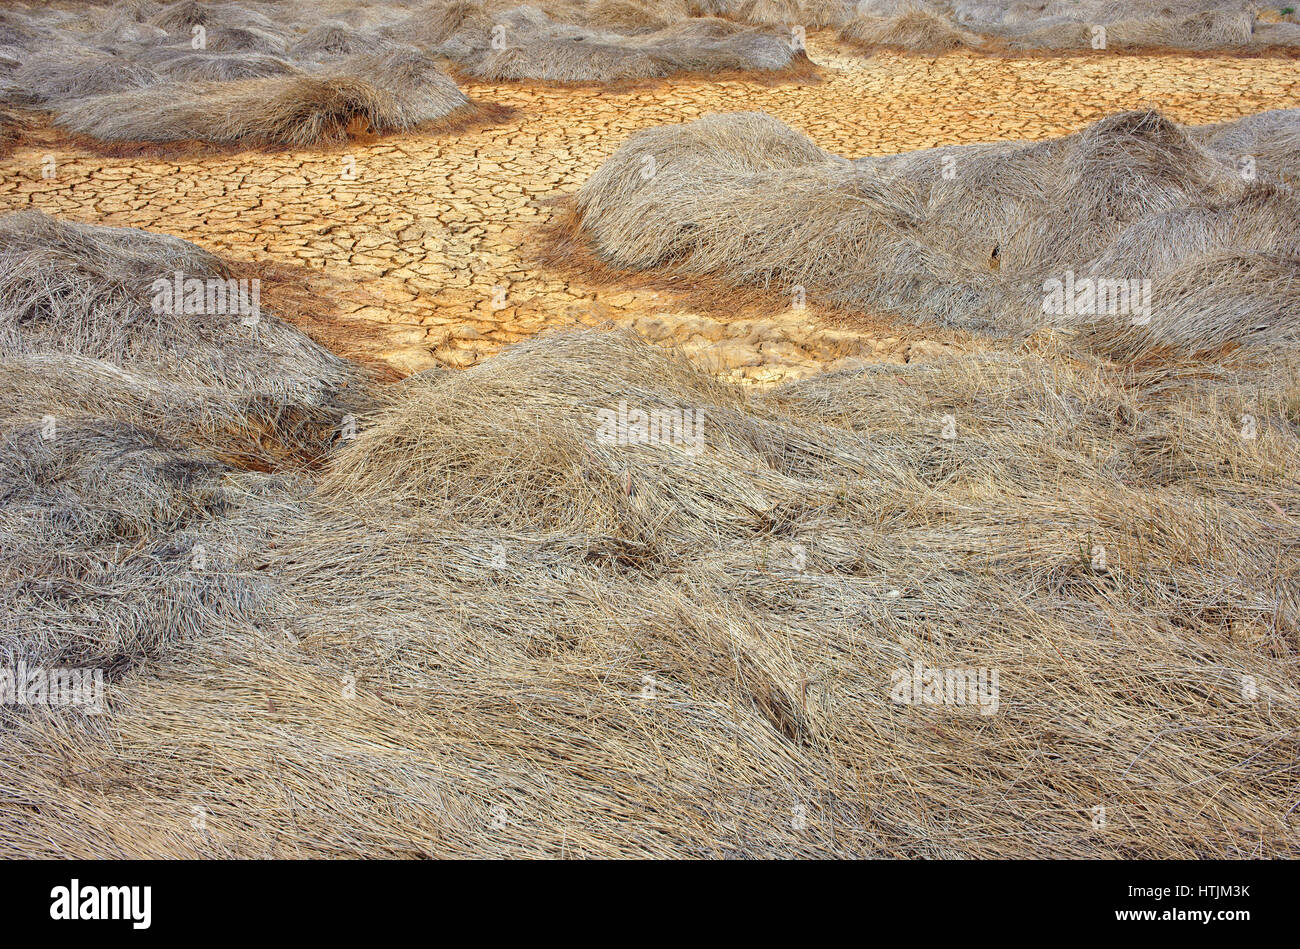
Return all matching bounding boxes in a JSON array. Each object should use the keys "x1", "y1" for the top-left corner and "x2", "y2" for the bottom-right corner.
[
  {"x1": 56, "y1": 51, "x2": 479, "y2": 147},
  {"x1": 839, "y1": 1, "x2": 1300, "y2": 54},
  {"x1": 842, "y1": 7, "x2": 984, "y2": 51},
  {"x1": 0, "y1": 211, "x2": 363, "y2": 407},
  {"x1": 1, "y1": 2, "x2": 1299, "y2": 860},
  {"x1": 565, "y1": 109, "x2": 1300, "y2": 351},
  {"x1": 3, "y1": 1, "x2": 1291, "y2": 157},
  {"x1": 0, "y1": 211, "x2": 369, "y2": 674},
  {"x1": 2, "y1": 324, "x2": 1299, "y2": 857},
  {"x1": 405, "y1": 3, "x2": 815, "y2": 82},
  {"x1": 0, "y1": 4, "x2": 495, "y2": 149},
  {"x1": 0, "y1": 0, "x2": 827, "y2": 149}
]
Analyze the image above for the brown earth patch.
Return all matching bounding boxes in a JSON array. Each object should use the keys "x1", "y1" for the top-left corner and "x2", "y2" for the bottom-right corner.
[{"x1": 2, "y1": 35, "x2": 1298, "y2": 379}]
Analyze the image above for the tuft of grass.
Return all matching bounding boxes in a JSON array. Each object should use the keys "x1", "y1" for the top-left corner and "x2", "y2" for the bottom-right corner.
[{"x1": 566, "y1": 109, "x2": 1300, "y2": 355}]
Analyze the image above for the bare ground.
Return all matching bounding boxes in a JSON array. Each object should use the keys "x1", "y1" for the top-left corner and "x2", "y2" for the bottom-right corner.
[{"x1": 3, "y1": 35, "x2": 1299, "y2": 381}]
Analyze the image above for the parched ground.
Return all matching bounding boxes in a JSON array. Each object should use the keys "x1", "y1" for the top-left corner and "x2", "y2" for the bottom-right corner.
[{"x1": 3, "y1": 34, "x2": 1299, "y2": 382}]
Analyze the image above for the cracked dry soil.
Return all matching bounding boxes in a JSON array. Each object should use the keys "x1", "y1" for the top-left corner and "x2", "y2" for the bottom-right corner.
[{"x1": 4, "y1": 35, "x2": 1299, "y2": 383}]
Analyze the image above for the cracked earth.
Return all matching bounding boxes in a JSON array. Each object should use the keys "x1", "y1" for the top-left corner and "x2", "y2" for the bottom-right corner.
[{"x1": 4, "y1": 35, "x2": 1300, "y2": 383}]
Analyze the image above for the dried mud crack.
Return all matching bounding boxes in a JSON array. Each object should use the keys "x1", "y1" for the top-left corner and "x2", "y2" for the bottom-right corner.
[{"x1": 3, "y1": 37, "x2": 1299, "y2": 384}]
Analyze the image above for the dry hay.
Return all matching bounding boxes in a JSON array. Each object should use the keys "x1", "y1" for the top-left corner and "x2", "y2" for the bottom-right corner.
[
  {"x1": 2, "y1": 326, "x2": 1299, "y2": 857},
  {"x1": 566, "y1": 109, "x2": 1300, "y2": 352},
  {"x1": 0, "y1": 415, "x2": 300, "y2": 674},
  {"x1": 289, "y1": 22, "x2": 402, "y2": 60},
  {"x1": 0, "y1": 210, "x2": 374, "y2": 682},
  {"x1": 587, "y1": 0, "x2": 693, "y2": 30},
  {"x1": 149, "y1": 0, "x2": 291, "y2": 45},
  {"x1": 841, "y1": 0, "x2": 1300, "y2": 53},
  {"x1": 399, "y1": 3, "x2": 815, "y2": 82},
  {"x1": 9, "y1": 49, "x2": 162, "y2": 106},
  {"x1": 138, "y1": 47, "x2": 302, "y2": 82},
  {"x1": 734, "y1": 0, "x2": 854, "y2": 30},
  {"x1": 0, "y1": 2, "x2": 491, "y2": 149},
  {"x1": 0, "y1": 211, "x2": 362, "y2": 408},
  {"x1": 842, "y1": 6, "x2": 985, "y2": 51},
  {"x1": 0, "y1": 0, "x2": 827, "y2": 151},
  {"x1": 1191, "y1": 107, "x2": 1300, "y2": 183},
  {"x1": 55, "y1": 48, "x2": 477, "y2": 147}
]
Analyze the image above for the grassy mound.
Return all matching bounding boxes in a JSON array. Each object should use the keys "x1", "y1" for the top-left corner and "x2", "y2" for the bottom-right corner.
[
  {"x1": 2, "y1": 327, "x2": 1298, "y2": 857},
  {"x1": 56, "y1": 48, "x2": 477, "y2": 147},
  {"x1": 0, "y1": 211, "x2": 369, "y2": 673},
  {"x1": 0, "y1": 0, "x2": 828, "y2": 152},
  {"x1": 396, "y1": 2, "x2": 814, "y2": 82},
  {"x1": 840, "y1": 1, "x2": 1300, "y2": 53},
  {"x1": 842, "y1": 7, "x2": 984, "y2": 50},
  {"x1": 567, "y1": 109, "x2": 1300, "y2": 348},
  {"x1": 0, "y1": 2, "x2": 490, "y2": 149},
  {"x1": 0, "y1": 211, "x2": 360, "y2": 405}
]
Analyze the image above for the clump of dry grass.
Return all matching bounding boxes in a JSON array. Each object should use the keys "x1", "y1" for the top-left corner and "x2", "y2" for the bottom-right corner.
[
  {"x1": 393, "y1": 1, "x2": 815, "y2": 82},
  {"x1": 55, "y1": 48, "x2": 478, "y2": 147},
  {"x1": 2, "y1": 327, "x2": 1298, "y2": 857},
  {"x1": 0, "y1": 0, "x2": 822, "y2": 153},
  {"x1": 150, "y1": 0, "x2": 290, "y2": 46},
  {"x1": 840, "y1": 0, "x2": 1299, "y2": 53},
  {"x1": 0, "y1": 211, "x2": 371, "y2": 678},
  {"x1": 290, "y1": 22, "x2": 400, "y2": 60},
  {"x1": 0, "y1": 211, "x2": 363, "y2": 407},
  {"x1": 1191, "y1": 108, "x2": 1300, "y2": 183},
  {"x1": 139, "y1": 47, "x2": 301, "y2": 82},
  {"x1": 566, "y1": 108, "x2": 1300, "y2": 349},
  {"x1": 1092, "y1": 7, "x2": 1257, "y2": 50},
  {"x1": 734, "y1": 0, "x2": 852, "y2": 30},
  {"x1": 0, "y1": 3, "x2": 494, "y2": 149},
  {"x1": 0, "y1": 415, "x2": 299, "y2": 673},
  {"x1": 588, "y1": 0, "x2": 691, "y2": 30},
  {"x1": 9, "y1": 49, "x2": 161, "y2": 106},
  {"x1": 841, "y1": 6, "x2": 985, "y2": 51}
]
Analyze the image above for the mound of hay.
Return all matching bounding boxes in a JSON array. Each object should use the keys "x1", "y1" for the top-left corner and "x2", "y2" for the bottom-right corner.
[
  {"x1": 3, "y1": 328, "x2": 1298, "y2": 857},
  {"x1": 9, "y1": 49, "x2": 161, "y2": 106},
  {"x1": 1190, "y1": 108, "x2": 1300, "y2": 181},
  {"x1": 397, "y1": 2, "x2": 813, "y2": 82},
  {"x1": 567, "y1": 109, "x2": 1300, "y2": 349},
  {"x1": 56, "y1": 49, "x2": 474, "y2": 146},
  {"x1": 0, "y1": 3, "x2": 491, "y2": 149},
  {"x1": 289, "y1": 22, "x2": 400, "y2": 60},
  {"x1": 587, "y1": 0, "x2": 691, "y2": 30},
  {"x1": 841, "y1": 7, "x2": 986, "y2": 51},
  {"x1": 0, "y1": 415, "x2": 294, "y2": 672},
  {"x1": 1103, "y1": 8, "x2": 1256, "y2": 49},
  {"x1": 139, "y1": 48, "x2": 302, "y2": 82},
  {"x1": 735, "y1": 0, "x2": 854, "y2": 29},
  {"x1": 841, "y1": 0, "x2": 1299, "y2": 52},
  {"x1": 1254, "y1": 18, "x2": 1300, "y2": 46},
  {"x1": 0, "y1": 211, "x2": 361, "y2": 408},
  {"x1": 343, "y1": 46, "x2": 476, "y2": 124},
  {"x1": 150, "y1": 0, "x2": 289, "y2": 44},
  {"x1": 0, "y1": 211, "x2": 371, "y2": 679},
  {"x1": 396, "y1": 0, "x2": 503, "y2": 47}
]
